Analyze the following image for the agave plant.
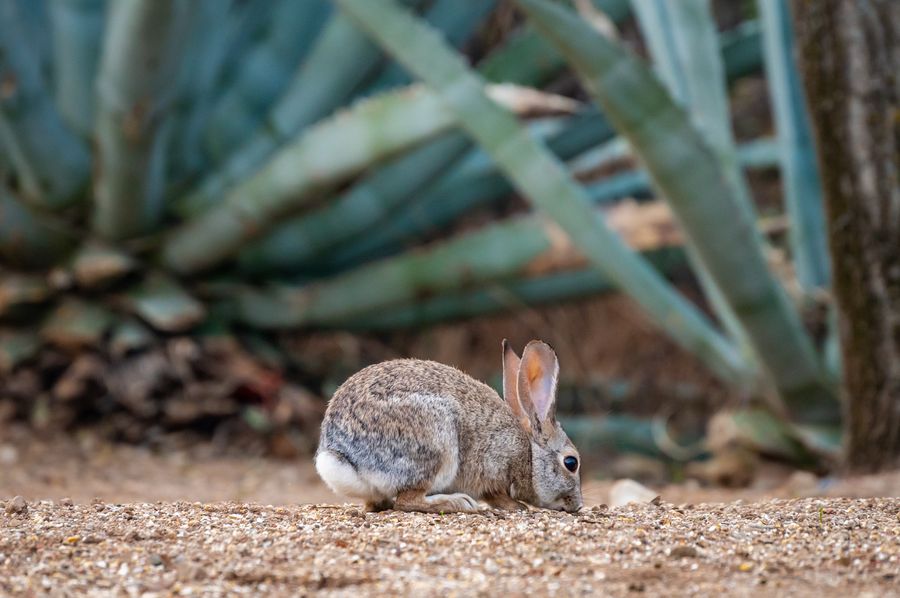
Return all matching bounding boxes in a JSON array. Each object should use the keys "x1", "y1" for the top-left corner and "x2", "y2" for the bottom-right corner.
[{"x1": 0, "y1": 0, "x2": 839, "y2": 460}]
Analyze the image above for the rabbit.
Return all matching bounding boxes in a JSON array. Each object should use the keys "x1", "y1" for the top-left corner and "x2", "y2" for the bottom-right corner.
[{"x1": 315, "y1": 339, "x2": 583, "y2": 513}]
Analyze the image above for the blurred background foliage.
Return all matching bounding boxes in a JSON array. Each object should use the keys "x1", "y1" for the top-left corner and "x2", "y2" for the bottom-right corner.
[{"x1": 0, "y1": 0, "x2": 863, "y2": 480}]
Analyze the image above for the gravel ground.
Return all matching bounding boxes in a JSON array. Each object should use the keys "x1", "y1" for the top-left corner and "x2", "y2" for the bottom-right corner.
[
  {"x1": 2, "y1": 429, "x2": 899, "y2": 596},
  {"x1": 1, "y1": 497, "x2": 898, "y2": 597}
]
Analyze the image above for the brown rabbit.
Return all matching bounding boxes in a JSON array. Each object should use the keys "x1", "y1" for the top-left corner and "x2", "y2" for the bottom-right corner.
[{"x1": 315, "y1": 339, "x2": 582, "y2": 513}]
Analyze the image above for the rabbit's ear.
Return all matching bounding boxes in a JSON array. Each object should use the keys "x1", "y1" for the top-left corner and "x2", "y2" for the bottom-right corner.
[
  {"x1": 502, "y1": 339, "x2": 532, "y2": 433},
  {"x1": 517, "y1": 340, "x2": 559, "y2": 434}
]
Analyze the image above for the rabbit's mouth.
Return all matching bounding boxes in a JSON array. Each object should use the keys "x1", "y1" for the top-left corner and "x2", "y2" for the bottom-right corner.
[
  {"x1": 564, "y1": 499, "x2": 584, "y2": 513},
  {"x1": 548, "y1": 495, "x2": 583, "y2": 512}
]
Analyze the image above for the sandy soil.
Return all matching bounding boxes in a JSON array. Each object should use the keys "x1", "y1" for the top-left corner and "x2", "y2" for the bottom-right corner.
[
  {"x1": 2, "y1": 497, "x2": 898, "y2": 597},
  {"x1": 1, "y1": 429, "x2": 899, "y2": 596}
]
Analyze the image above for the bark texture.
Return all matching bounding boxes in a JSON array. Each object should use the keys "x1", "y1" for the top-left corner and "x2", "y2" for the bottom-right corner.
[{"x1": 791, "y1": 0, "x2": 900, "y2": 471}]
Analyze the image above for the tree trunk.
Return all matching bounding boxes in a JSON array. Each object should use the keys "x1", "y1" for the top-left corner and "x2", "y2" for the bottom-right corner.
[{"x1": 791, "y1": 0, "x2": 900, "y2": 472}]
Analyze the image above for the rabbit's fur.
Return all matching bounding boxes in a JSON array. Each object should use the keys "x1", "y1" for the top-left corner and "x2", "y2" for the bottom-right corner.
[{"x1": 316, "y1": 340, "x2": 583, "y2": 513}]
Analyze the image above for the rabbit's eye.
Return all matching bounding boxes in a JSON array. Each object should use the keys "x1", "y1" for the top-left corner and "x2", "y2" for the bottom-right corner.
[{"x1": 563, "y1": 456, "x2": 578, "y2": 472}]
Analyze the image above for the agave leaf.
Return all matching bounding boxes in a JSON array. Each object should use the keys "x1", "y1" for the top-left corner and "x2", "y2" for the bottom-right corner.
[
  {"x1": 13, "y1": 0, "x2": 52, "y2": 76},
  {"x1": 0, "y1": 1, "x2": 90, "y2": 208},
  {"x1": 238, "y1": 131, "x2": 472, "y2": 274},
  {"x1": 758, "y1": 0, "x2": 830, "y2": 291},
  {"x1": 365, "y1": 0, "x2": 498, "y2": 94},
  {"x1": 237, "y1": 200, "x2": 699, "y2": 329},
  {"x1": 726, "y1": 408, "x2": 815, "y2": 464},
  {"x1": 183, "y1": 0, "x2": 614, "y2": 216},
  {"x1": 327, "y1": 109, "x2": 617, "y2": 270},
  {"x1": 346, "y1": 248, "x2": 685, "y2": 330},
  {"x1": 251, "y1": 199, "x2": 786, "y2": 331},
  {"x1": 588, "y1": 0, "x2": 632, "y2": 22},
  {"x1": 327, "y1": 2, "x2": 635, "y2": 265},
  {"x1": 92, "y1": 0, "x2": 204, "y2": 239},
  {"x1": 202, "y1": 0, "x2": 283, "y2": 76},
  {"x1": 720, "y1": 20, "x2": 763, "y2": 82},
  {"x1": 241, "y1": 117, "x2": 573, "y2": 274},
  {"x1": 632, "y1": 0, "x2": 760, "y2": 371},
  {"x1": 258, "y1": 8, "x2": 398, "y2": 132},
  {"x1": 167, "y1": 0, "x2": 277, "y2": 183},
  {"x1": 632, "y1": 0, "x2": 756, "y2": 214},
  {"x1": 237, "y1": 216, "x2": 561, "y2": 329},
  {"x1": 512, "y1": 0, "x2": 836, "y2": 423},
  {"x1": 48, "y1": 0, "x2": 106, "y2": 137},
  {"x1": 189, "y1": 5, "x2": 420, "y2": 208},
  {"x1": 792, "y1": 423, "x2": 842, "y2": 460},
  {"x1": 125, "y1": 273, "x2": 206, "y2": 333},
  {"x1": 478, "y1": 26, "x2": 566, "y2": 87},
  {"x1": 164, "y1": 84, "x2": 577, "y2": 274},
  {"x1": 167, "y1": 86, "x2": 453, "y2": 273},
  {"x1": 583, "y1": 138, "x2": 779, "y2": 205},
  {"x1": 478, "y1": 3, "x2": 637, "y2": 87},
  {"x1": 203, "y1": 0, "x2": 332, "y2": 160},
  {"x1": 333, "y1": 21, "x2": 763, "y2": 269},
  {"x1": 734, "y1": 136, "x2": 781, "y2": 170},
  {"x1": 560, "y1": 414, "x2": 702, "y2": 460}
]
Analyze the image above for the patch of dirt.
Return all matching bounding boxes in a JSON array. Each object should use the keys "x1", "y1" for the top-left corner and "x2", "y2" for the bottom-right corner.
[
  {"x1": 3, "y1": 425, "x2": 900, "y2": 507},
  {"x1": 0, "y1": 426, "x2": 333, "y2": 506},
  {"x1": 1, "y1": 497, "x2": 897, "y2": 596}
]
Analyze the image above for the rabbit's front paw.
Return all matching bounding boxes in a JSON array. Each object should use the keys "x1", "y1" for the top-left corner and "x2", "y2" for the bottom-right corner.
[
  {"x1": 394, "y1": 490, "x2": 485, "y2": 513},
  {"x1": 426, "y1": 493, "x2": 485, "y2": 512}
]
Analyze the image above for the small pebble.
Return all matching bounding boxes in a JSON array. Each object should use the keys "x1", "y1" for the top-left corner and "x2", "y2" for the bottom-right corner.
[
  {"x1": 670, "y1": 545, "x2": 699, "y2": 559},
  {"x1": 0, "y1": 445, "x2": 18, "y2": 465},
  {"x1": 5, "y1": 496, "x2": 27, "y2": 514},
  {"x1": 609, "y1": 479, "x2": 660, "y2": 508}
]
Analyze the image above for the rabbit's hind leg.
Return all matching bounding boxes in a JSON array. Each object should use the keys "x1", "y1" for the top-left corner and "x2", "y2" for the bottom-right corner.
[{"x1": 394, "y1": 489, "x2": 485, "y2": 513}]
